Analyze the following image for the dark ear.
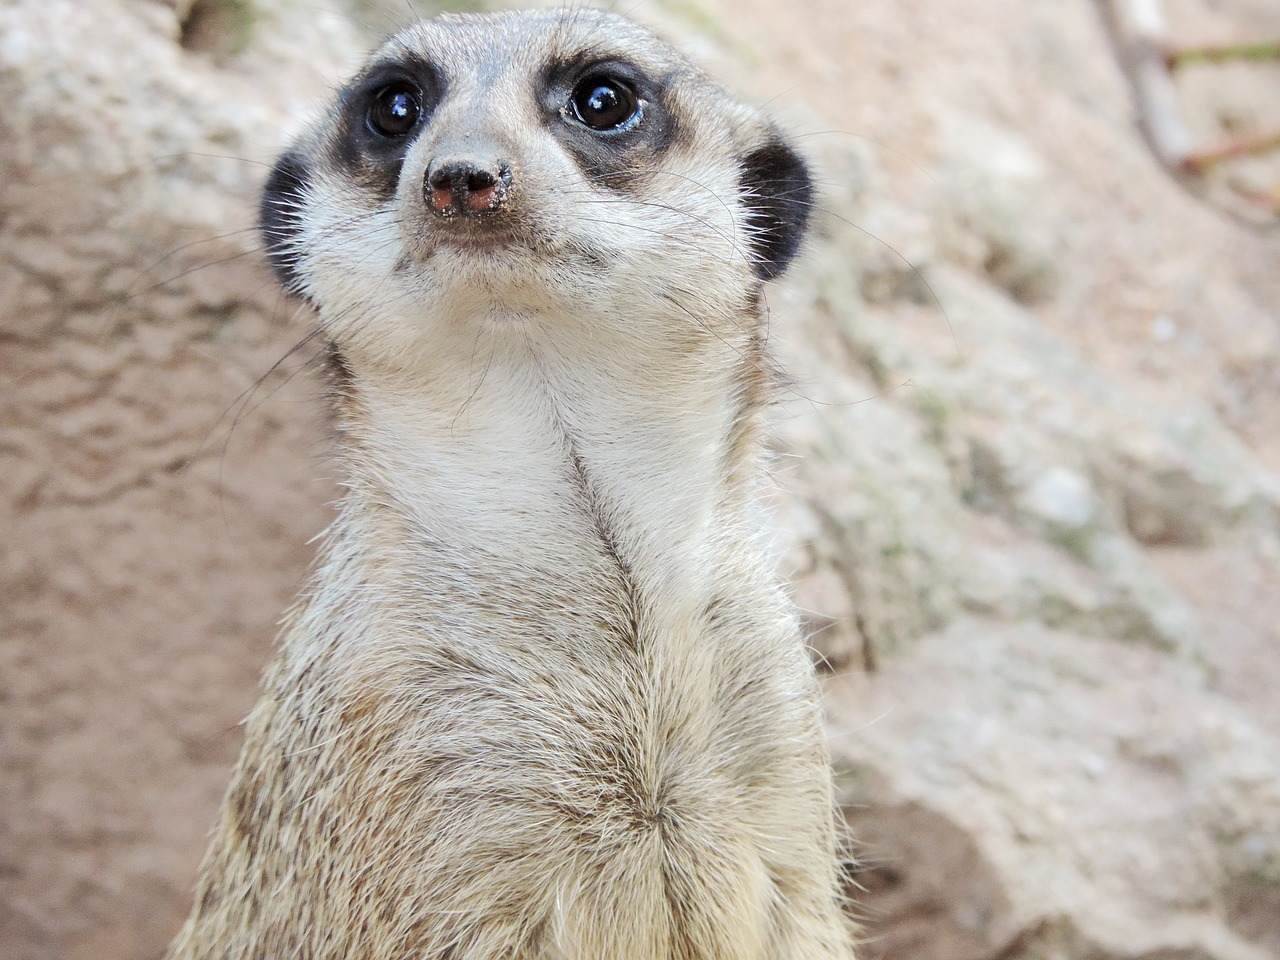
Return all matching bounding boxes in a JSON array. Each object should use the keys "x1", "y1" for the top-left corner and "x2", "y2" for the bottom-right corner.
[
  {"x1": 259, "y1": 149, "x2": 312, "y2": 296},
  {"x1": 738, "y1": 135, "x2": 813, "y2": 281}
]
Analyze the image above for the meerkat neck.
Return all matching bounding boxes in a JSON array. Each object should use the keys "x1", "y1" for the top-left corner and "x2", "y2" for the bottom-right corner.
[{"x1": 318, "y1": 310, "x2": 773, "y2": 651}]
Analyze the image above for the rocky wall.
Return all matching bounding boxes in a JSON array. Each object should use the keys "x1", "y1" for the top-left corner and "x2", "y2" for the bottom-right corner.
[{"x1": 2, "y1": 1, "x2": 1278, "y2": 958}]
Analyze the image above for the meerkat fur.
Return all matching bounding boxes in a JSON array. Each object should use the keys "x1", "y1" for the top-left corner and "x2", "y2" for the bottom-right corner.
[{"x1": 167, "y1": 9, "x2": 855, "y2": 960}]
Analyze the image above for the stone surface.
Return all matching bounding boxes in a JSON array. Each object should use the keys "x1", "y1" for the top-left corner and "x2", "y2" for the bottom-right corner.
[
  {"x1": 827, "y1": 622, "x2": 1280, "y2": 960},
  {"x1": 2, "y1": 0, "x2": 1278, "y2": 959}
]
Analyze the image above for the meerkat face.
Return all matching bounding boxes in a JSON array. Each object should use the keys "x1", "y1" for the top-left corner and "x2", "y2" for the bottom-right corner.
[{"x1": 260, "y1": 9, "x2": 812, "y2": 369}]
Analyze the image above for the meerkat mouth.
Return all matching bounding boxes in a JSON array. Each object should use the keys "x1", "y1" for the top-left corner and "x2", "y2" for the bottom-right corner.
[{"x1": 427, "y1": 226, "x2": 523, "y2": 254}]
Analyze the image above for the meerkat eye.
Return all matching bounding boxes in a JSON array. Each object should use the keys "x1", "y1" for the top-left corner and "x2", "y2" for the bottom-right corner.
[
  {"x1": 367, "y1": 83, "x2": 422, "y2": 138},
  {"x1": 568, "y1": 76, "x2": 641, "y2": 131}
]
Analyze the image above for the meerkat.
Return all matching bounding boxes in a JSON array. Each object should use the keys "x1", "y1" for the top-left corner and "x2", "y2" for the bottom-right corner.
[{"x1": 166, "y1": 8, "x2": 854, "y2": 960}]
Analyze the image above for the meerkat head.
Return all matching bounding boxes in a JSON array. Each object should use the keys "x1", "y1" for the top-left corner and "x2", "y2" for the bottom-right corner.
[{"x1": 260, "y1": 9, "x2": 813, "y2": 372}]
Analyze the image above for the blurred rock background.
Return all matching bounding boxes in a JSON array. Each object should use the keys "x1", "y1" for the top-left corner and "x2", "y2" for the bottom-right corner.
[{"x1": 1, "y1": 0, "x2": 1277, "y2": 958}]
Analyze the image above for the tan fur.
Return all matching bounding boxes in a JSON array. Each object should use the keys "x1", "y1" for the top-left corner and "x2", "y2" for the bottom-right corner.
[{"x1": 167, "y1": 10, "x2": 855, "y2": 960}]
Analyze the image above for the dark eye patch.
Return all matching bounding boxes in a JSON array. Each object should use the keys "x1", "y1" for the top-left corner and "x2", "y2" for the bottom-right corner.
[
  {"x1": 328, "y1": 54, "x2": 443, "y2": 201},
  {"x1": 541, "y1": 56, "x2": 679, "y2": 193}
]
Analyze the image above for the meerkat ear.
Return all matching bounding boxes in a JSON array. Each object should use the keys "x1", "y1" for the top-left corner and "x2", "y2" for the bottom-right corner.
[
  {"x1": 259, "y1": 149, "x2": 312, "y2": 297},
  {"x1": 738, "y1": 133, "x2": 813, "y2": 281}
]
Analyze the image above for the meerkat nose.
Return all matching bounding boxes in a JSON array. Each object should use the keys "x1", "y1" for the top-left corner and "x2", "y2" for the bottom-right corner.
[{"x1": 425, "y1": 158, "x2": 514, "y2": 219}]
